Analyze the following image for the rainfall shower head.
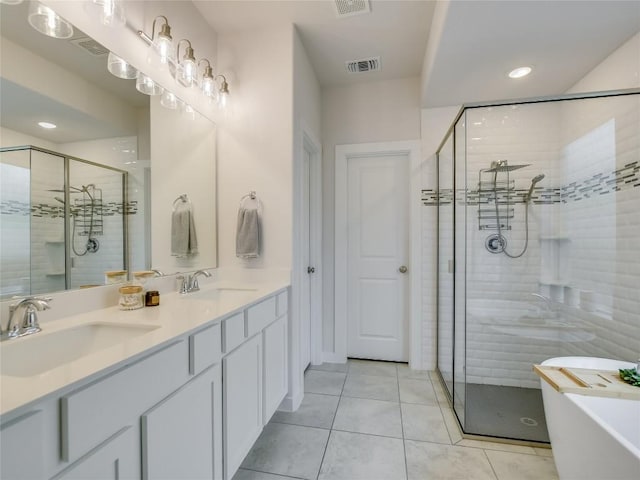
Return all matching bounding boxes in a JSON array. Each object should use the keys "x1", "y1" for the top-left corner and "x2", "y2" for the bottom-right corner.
[
  {"x1": 485, "y1": 160, "x2": 531, "y2": 173},
  {"x1": 525, "y1": 174, "x2": 546, "y2": 201}
]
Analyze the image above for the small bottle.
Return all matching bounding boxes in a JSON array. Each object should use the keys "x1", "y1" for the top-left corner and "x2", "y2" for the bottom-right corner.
[
  {"x1": 145, "y1": 290, "x2": 160, "y2": 307},
  {"x1": 119, "y1": 285, "x2": 144, "y2": 310}
]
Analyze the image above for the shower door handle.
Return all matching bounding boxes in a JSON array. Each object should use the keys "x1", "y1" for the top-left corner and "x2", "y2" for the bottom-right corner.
[{"x1": 399, "y1": 266, "x2": 408, "y2": 274}]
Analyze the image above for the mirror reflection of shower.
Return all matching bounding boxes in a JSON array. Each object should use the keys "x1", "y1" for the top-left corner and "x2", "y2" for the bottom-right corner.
[
  {"x1": 49, "y1": 184, "x2": 101, "y2": 256},
  {"x1": 482, "y1": 160, "x2": 545, "y2": 258}
]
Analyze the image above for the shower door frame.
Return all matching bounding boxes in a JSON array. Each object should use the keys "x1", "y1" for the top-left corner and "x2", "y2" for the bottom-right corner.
[{"x1": 0, "y1": 145, "x2": 129, "y2": 292}]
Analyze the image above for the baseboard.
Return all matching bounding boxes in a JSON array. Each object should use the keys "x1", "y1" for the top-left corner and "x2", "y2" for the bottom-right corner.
[
  {"x1": 322, "y1": 351, "x2": 348, "y2": 364},
  {"x1": 278, "y1": 389, "x2": 304, "y2": 413}
]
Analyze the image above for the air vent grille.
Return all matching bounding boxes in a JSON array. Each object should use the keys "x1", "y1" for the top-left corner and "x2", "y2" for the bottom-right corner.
[
  {"x1": 334, "y1": 0, "x2": 370, "y2": 17},
  {"x1": 69, "y1": 37, "x2": 109, "y2": 56},
  {"x1": 346, "y1": 56, "x2": 380, "y2": 74}
]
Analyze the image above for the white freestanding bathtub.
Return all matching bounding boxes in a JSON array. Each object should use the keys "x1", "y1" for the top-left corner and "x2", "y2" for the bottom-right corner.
[{"x1": 540, "y1": 356, "x2": 640, "y2": 480}]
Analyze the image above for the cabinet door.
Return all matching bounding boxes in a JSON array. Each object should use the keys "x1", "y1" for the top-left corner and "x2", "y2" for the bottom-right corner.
[
  {"x1": 263, "y1": 314, "x2": 288, "y2": 424},
  {"x1": 1, "y1": 410, "x2": 44, "y2": 480},
  {"x1": 141, "y1": 364, "x2": 222, "y2": 480},
  {"x1": 54, "y1": 427, "x2": 137, "y2": 480},
  {"x1": 223, "y1": 334, "x2": 263, "y2": 480}
]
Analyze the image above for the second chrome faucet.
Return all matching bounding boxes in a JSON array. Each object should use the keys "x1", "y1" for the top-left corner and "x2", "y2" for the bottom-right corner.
[{"x1": 178, "y1": 270, "x2": 212, "y2": 294}]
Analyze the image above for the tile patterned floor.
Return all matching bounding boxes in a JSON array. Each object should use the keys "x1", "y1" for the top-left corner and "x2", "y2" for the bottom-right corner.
[{"x1": 234, "y1": 360, "x2": 559, "y2": 480}]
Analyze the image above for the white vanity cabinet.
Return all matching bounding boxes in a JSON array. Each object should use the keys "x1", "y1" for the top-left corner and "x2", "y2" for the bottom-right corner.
[
  {"x1": 223, "y1": 333, "x2": 263, "y2": 480},
  {"x1": 142, "y1": 364, "x2": 222, "y2": 480},
  {"x1": 54, "y1": 427, "x2": 137, "y2": 480},
  {"x1": 0, "y1": 287, "x2": 290, "y2": 480},
  {"x1": 0, "y1": 410, "x2": 45, "y2": 479}
]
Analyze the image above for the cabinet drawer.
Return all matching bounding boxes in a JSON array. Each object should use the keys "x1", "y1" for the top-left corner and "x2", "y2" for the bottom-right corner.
[
  {"x1": 276, "y1": 291, "x2": 288, "y2": 317},
  {"x1": 1, "y1": 410, "x2": 44, "y2": 479},
  {"x1": 222, "y1": 313, "x2": 245, "y2": 353},
  {"x1": 246, "y1": 297, "x2": 276, "y2": 337},
  {"x1": 190, "y1": 323, "x2": 222, "y2": 375},
  {"x1": 61, "y1": 340, "x2": 189, "y2": 463}
]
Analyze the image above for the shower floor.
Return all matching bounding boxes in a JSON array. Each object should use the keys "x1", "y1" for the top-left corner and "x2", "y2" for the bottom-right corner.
[{"x1": 463, "y1": 383, "x2": 550, "y2": 443}]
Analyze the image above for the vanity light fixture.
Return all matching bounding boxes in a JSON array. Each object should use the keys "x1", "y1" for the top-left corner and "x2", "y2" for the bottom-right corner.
[
  {"x1": 175, "y1": 39, "x2": 197, "y2": 88},
  {"x1": 84, "y1": 0, "x2": 126, "y2": 28},
  {"x1": 217, "y1": 75, "x2": 230, "y2": 109},
  {"x1": 508, "y1": 66, "x2": 532, "y2": 79},
  {"x1": 138, "y1": 15, "x2": 175, "y2": 66},
  {"x1": 135, "y1": 72, "x2": 163, "y2": 96},
  {"x1": 38, "y1": 121, "x2": 57, "y2": 129},
  {"x1": 107, "y1": 52, "x2": 138, "y2": 79},
  {"x1": 199, "y1": 59, "x2": 217, "y2": 100},
  {"x1": 28, "y1": 2, "x2": 74, "y2": 39}
]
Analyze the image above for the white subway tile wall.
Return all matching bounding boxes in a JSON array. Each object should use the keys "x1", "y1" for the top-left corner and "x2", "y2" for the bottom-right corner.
[{"x1": 427, "y1": 94, "x2": 640, "y2": 388}]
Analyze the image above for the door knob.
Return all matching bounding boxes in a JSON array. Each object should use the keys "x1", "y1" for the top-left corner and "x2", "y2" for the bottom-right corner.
[
  {"x1": 307, "y1": 266, "x2": 315, "y2": 274},
  {"x1": 399, "y1": 266, "x2": 408, "y2": 274}
]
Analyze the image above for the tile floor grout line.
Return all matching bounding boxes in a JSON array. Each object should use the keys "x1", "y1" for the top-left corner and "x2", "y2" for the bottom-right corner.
[
  {"x1": 313, "y1": 364, "x2": 348, "y2": 480},
  {"x1": 396, "y1": 363, "x2": 410, "y2": 480},
  {"x1": 238, "y1": 466, "x2": 307, "y2": 480},
  {"x1": 481, "y1": 449, "x2": 501, "y2": 480}
]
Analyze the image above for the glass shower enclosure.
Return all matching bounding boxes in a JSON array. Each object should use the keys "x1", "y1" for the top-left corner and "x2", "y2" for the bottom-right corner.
[
  {"x1": 0, "y1": 146, "x2": 128, "y2": 298},
  {"x1": 436, "y1": 90, "x2": 640, "y2": 443}
]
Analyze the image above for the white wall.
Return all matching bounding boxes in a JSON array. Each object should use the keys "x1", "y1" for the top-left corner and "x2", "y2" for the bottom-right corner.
[
  {"x1": 0, "y1": 127, "x2": 59, "y2": 150},
  {"x1": 150, "y1": 97, "x2": 217, "y2": 272},
  {"x1": 215, "y1": 26, "x2": 294, "y2": 269},
  {"x1": 567, "y1": 32, "x2": 640, "y2": 94},
  {"x1": 321, "y1": 76, "x2": 421, "y2": 355}
]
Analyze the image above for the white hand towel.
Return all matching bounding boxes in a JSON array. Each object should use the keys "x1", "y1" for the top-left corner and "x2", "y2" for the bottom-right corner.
[
  {"x1": 236, "y1": 207, "x2": 259, "y2": 258},
  {"x1": 171, "y1": 202, "x2": 198, "y2": 257}
]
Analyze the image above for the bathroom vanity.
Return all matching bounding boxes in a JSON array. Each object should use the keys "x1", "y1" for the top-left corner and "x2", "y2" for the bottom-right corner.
[{"x1": 0, "y1": 281, "x2": 289, "y2": 480}]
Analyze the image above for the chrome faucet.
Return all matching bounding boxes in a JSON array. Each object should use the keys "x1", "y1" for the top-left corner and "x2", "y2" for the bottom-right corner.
[
  {"x1": 178, "y1": 270, "x2": 212, "y2": 294},
  {"x1": 2, "y1": 296, "x2": 52, "y2": 340},
  {"x1": 151, "y1": 269, "x2": 165, "y2": 277}
]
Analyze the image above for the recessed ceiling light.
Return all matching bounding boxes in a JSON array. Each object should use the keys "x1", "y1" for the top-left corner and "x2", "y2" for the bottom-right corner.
[
  {"x1": 38, "y1": 121, "x2": 57, "y2": 129},
  {"x1": 508, "y1": 66, "x2": 532, "y2": 79}
]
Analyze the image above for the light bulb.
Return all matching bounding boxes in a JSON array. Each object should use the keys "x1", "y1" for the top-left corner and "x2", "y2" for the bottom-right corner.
[
  {"x1": 175, "y1": 40, "x2": 196, "y2": 88},
  {"x1": 217, "y1": 76, "x2": 230, "y2": 109}
]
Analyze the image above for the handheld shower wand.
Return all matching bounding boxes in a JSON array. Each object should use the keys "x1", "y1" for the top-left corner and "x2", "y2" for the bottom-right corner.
[{"x1": 525, "y1": 174, "x2": 545, "y2": 202}]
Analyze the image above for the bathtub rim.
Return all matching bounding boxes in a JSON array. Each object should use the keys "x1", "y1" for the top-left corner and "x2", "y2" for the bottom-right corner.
[{"x1": 540, "y1": 356, "x2": 639, "y2": 459}]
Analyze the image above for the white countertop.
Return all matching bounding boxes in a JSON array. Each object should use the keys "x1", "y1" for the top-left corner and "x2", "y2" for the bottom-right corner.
[{"x1": 0, "y1": 280, "x2": 289, "y2": 418}]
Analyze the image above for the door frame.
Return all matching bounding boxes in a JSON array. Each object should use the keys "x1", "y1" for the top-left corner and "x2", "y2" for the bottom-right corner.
[
  {"x1": 303, "y1": 131, "x2": 323, "y2": 367},
  {"x1": 334, "y1": 140, "x2": 422, "y2": 368}
]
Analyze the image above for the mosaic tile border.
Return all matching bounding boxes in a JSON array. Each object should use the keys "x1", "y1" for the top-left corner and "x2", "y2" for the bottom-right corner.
[
  {"x1": 0, "y1": 200, "x2": 138, "y2": 217},
  {"x1": 422, "y1": 161, "x2": 639, "y2": 206}
]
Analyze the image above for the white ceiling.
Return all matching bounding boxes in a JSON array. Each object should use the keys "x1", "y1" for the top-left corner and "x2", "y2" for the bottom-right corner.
[
  {"x1": 194, "y1": 0, "x2": 435, "y2": 87},
  {"x1": 195, "y1": 0, "x2": 640, "y2": 106}
]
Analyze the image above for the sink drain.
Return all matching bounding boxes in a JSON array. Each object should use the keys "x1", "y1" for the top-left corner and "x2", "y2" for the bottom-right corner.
[{"x1": 520, "y1": 417, "x2": 539, "y2": 427}]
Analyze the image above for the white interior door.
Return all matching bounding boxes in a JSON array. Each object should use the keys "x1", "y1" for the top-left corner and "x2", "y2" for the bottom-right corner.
[{"x1": 346, "y1": 154, "x2": 409, "y2": 362}]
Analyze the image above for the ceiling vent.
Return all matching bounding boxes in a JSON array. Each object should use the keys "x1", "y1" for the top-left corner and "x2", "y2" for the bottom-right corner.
[
  {"x1": 334, "y1": 0, "x2": 371, "y2": 17},
  {"x1": 346, "y1": 56, "x2": 380, "y2": 74},
  {"x1": 69, "y1": 37, "x2": 109, "y2": 56}
]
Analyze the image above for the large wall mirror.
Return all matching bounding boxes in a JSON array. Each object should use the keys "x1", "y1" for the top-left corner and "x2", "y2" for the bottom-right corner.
[{"x1": 0, "y1": 1, "x2": 217, "y2": 300}]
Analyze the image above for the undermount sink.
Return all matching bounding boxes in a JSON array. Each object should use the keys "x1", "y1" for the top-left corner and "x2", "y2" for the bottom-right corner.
[
  {"x1": 188, "y1": 287, "x2": 258, "y2": 302},
  {"x1": 0, "y1": 322, "x2": 159, "y2": 377}
]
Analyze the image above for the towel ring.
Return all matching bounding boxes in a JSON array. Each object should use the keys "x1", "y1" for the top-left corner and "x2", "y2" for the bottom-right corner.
[
  {"x1": 239, "y1": 191, "x2": 262, "y2": 214},
  {"x1": 173, "y1": 194, "x2": 190, "y2": 210}
]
